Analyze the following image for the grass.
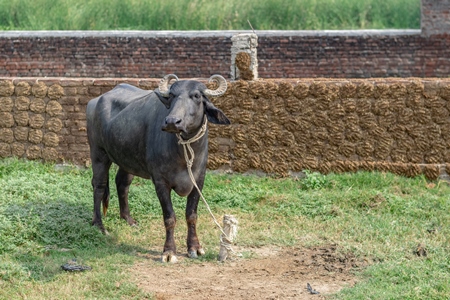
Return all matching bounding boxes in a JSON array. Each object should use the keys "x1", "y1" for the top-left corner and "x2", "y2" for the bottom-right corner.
[
  {"x1": 0, "y1": 157, "x2": 449, "y2": 299},
  {"x1": 0, "y1": 0, "x2": 420, "y2": 30}
]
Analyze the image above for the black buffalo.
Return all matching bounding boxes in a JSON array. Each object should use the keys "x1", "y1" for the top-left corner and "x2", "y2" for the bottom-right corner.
[{"x1": 86, "y1": 74, "x2": 230, "y2": 262}]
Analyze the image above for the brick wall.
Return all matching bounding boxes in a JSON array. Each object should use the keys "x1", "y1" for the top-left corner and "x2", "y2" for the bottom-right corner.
[
  {"x1": 257, "y1": 31, "x2": 450, "y2": 78},
  {"x1": 421, "y1": 0, "x2": 450, "y2": 36},
  {"x1": 0, "y1": 32, "x2": 231, "y2": 79},
  {"x1": 0, "y1": 29, "x2": 449, "y2": 79}
]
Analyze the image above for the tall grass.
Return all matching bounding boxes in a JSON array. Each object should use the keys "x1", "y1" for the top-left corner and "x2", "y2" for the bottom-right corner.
[
  {"x1": 0, "y1": 158, "x2": 449, "y2": 299},
  {"x1": 0, "y1": 0, "x2": 420, "y2": 30}
]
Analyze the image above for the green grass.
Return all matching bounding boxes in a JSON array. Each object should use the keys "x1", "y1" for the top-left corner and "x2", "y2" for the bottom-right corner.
[
  {"x1": 0, "y1": 157, "x2": 449, "y2": 299},
  {"x1": 0, "y1": 0, "x2": 420, "y2": 30}
]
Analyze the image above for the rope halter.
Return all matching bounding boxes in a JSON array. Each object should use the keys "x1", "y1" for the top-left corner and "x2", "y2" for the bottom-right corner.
[{"x1": 176, "y1": 116, "x2": 208, "y2": 169}]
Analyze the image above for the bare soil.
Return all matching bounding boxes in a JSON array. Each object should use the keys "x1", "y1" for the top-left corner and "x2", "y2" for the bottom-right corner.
[{"x1": 131, "y1": 245, "x2": 367, "y2": 299}]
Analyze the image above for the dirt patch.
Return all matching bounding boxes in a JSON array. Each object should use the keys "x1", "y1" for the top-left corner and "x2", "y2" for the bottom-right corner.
[{"x1": 131, "y1": 245, "x2": 367, "y2": 299}]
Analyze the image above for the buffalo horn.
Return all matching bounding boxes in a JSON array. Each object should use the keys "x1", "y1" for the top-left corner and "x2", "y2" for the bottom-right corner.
[
  {"x1": 204, "y1": 75, "x2": 227, "y2": 97},
  {"x1": 158, "y1": 74, "x2": 179, "y2": 97}
]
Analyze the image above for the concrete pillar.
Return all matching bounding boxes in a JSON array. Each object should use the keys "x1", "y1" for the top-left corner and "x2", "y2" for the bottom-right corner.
[
  {"x1": 421, "y1": 0, "x2": 450, "y2": 36},
  {"x1": 230, "y1": 33, "x2": 258, "y2": 80}
]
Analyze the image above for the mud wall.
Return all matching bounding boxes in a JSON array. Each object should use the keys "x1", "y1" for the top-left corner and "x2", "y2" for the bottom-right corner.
[
  {"x1": 0, "y1": 77, "x2": 160, "y2": 164},
  {"x1": 1, "y1": 77, "x2": 450, "y2": 180}
]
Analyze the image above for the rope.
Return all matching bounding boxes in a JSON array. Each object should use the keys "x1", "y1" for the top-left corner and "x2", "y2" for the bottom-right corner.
[{"x1": 176, "y1": 117, "x2": 239, "y2": 259}]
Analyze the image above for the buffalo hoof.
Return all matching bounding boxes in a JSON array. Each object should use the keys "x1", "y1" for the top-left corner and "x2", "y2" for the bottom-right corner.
[
  {"x1": 128, "y1": 219, "x2": 138, "y2": 227},
  {"x1": 121, "y1": 215, "x2": 137, "y2": 226},
  {"x1": 92, "y1": 221, "x2": 109, "y2": 235},
  {"x1": 99, "y1": 227, "x2": 110, "y2": 235},
  {"x1": 188, "y1": 248, "x2": 205, "y2": 259},
  {"x1": 161, "y1": 251, "x2": 178, "y2": 263}
]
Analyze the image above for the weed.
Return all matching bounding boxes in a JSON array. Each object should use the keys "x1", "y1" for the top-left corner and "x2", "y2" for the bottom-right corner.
[{"x1": 301, "y1": 170, "x2": 330, "y2": 190}]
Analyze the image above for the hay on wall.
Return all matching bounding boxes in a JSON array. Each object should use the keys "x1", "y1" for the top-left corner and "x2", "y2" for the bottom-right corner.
[
  {"x1": 1, "y1": 77, "x2": 450, "y2": 180},
  {"x1": 208, "y1": 78, "x2": 450, "y2": 180},
  {"x1": 0, "y1": 80, "x2": 64, "y2": 162}
]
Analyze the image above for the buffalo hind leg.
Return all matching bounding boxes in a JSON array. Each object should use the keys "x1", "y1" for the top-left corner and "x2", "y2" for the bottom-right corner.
[
  {"x1": 155, "y1": 181, "x2": 177, "y2": 263},
  {"x1": 186, "y1": 185, "x2": 205, "y2": 258},
  {"x1": 115, "y1": 168, "x2": 137, "y2": 226},
  {"x1": 91, "y1": 156, "x2": 112, "y2": 234}
]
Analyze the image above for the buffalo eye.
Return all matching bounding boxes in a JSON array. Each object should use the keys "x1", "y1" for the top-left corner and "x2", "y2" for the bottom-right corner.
[{"x1": 192, "y1": 92, "x2": 202, "y2": 102}]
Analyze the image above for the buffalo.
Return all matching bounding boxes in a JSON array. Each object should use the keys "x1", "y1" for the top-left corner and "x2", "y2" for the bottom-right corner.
[{"x1": 86, "y1": 74, "x2": 230, "y2": 262}]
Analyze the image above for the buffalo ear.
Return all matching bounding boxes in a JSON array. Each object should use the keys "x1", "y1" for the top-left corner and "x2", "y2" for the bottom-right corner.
[
  {"x1": 204, "y1": 100, "x2": 231, "y2": 125},
  {"x1": 155, "y1": 90, "x2": 171, "y2": 109}
]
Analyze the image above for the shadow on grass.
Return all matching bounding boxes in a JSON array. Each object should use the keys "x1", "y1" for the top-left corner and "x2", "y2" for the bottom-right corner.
[{"x1": 0, "y1": 199, "x2": 157, "y2": 282}]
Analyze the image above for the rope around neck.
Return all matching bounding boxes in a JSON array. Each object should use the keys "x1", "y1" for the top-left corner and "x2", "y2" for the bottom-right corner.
[{"x1": 176, "y1": 117, "x2": 239, "y2": 260}]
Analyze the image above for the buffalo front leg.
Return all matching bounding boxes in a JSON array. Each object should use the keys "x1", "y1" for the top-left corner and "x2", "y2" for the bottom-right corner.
[
  {"x1": 186, "y1": 186, "x2": 205, "y2": 259},
  {"x1": 115, "y1": 168, "x2": 137, "y2": 226},
  {"x1": 91, "y1": 158, "x2": 112, "y2": 234},
  {"x1": 155, "y1": 182, "x2": 177, "y2": 263}
]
